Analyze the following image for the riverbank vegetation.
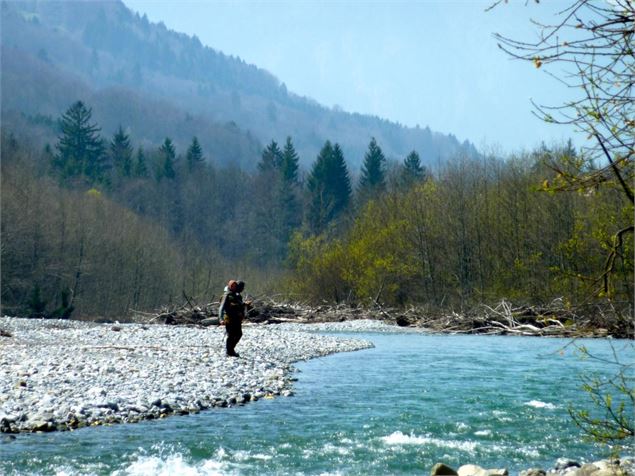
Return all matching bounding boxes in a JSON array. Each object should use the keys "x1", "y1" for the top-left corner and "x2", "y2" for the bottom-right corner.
[{"x1": 1, "y1": 114, "x2": 632, "y2": 325}]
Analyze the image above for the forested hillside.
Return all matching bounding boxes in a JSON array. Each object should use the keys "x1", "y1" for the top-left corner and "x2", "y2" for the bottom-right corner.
[
  {"x1": 0, "y1": 0, "x2": 476, "y2": 171},
  {"x1": 1, "y1": 1, "x2": 631, "y2": 322},
  {"x1": 2, "y1": 100, "x2": 632, "y2": 319}
]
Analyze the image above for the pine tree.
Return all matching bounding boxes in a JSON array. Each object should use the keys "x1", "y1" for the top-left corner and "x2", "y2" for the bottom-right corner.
[
  {"x1": 306, "y1": 141, "x2": 351, "y2": 233},
  {"x1": 307, "y1": 141, "x2": 333, "y2": 234},
  {"x1": 258, "y1": 140, "x2": 283, "y2": 173},
  {"x1": 110, "y1": 125, "x2": 133, "y2": 178},
  {"x1": 358, "y1": 137, "x2": 386, "y2": 199},
  {"x1": 331, "y1": 143, "x2": 352, "y2": 215},
  {"x1": 281, "y1": 136, "x2": 300, "y2": 184},
  {"x1": 278, "y1": 136, "x2": 302, "y2": 250},
  {"x1": 186, "y1": 136, "x2": 204, "y2": 172},
  {"x1": 134, "y1": 147, "x2": 148, "y2": 178},
  {"x1": 54, "y1": 101, "x2": 107, "y2": 184},
  {"x1": 159, "y1": 137, "x2": 177, "y2": 180},
  {"x1": 401, "y1": 150, "x2": 427, "y2": 188}
]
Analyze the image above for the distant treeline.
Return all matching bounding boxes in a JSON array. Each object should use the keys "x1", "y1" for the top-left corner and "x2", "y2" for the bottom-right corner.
[{"x1": 1, "y1": 101, "x2": 632, "y2": 319}]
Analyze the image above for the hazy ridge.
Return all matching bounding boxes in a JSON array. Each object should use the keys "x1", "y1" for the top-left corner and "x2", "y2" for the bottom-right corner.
[{"x1": 1, "y1": 0, "x2": 477, "y2": 170}]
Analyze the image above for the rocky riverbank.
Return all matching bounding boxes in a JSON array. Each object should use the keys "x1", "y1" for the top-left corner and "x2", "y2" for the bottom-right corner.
[
  {"x1": 0, "y1": 316, "x2": 372, "y2": 434},
  {"x1": 429, "y1": 457, "x2": 635, "y2": 476}
]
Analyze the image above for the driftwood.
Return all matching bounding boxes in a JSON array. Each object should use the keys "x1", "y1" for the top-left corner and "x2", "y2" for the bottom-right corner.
[
  {"x1": 135, "y1": 296, "x2": 632, "y2": 339},
  {"x1": 392, "y1": 298, "x2": 631, "y2": 338}
]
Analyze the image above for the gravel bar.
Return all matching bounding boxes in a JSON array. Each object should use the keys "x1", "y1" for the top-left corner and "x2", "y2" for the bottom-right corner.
[{"x1": 0, "y1": 317, "x2": 373, "y2": 433}]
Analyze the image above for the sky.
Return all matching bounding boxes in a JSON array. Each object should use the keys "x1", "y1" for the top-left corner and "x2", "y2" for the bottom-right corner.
[{"x1": 123, "y1": 0, "x2": 580, "y2": 154}]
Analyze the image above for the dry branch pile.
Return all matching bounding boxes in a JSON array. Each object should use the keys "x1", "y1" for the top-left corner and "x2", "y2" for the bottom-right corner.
[
  {"x1": 132, "y1": 302, "x2": 221, "y2": 326},
  {"x1": 390, "y1": 299, "x2": 633, "y2": 339},
  {"x1": 134, "y1": 296, "x2": 632, "y2": 339}
]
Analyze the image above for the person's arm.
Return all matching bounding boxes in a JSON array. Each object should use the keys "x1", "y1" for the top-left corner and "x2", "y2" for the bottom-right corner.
[{"x1": 218, "y1": 293, "x2": 227, "y2": 322}]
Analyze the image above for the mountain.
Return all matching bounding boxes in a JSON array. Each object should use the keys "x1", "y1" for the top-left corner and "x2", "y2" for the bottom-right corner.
[{"x1": 0, "y1": 0, "x2": 477, "y2": 171}]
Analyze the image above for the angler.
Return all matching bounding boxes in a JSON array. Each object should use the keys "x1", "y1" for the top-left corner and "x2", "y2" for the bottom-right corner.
[{"x1": 218, "y1": 280, "x2": 251, "y2": 357}]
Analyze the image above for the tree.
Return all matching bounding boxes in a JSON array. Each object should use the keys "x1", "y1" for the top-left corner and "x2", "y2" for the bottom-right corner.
[
  {"x1": 134, "y1": 147, "x2": 148, "y2": 178},
  {"x1": 53, "y1": 101, "x2": 107, "y2": 184},
  {"x1": 401, "y1": 150, "x2": 427, "y2": 187},
  {"x1": 258, "y1": 140, "x2": 283, "y2": 173},
  {"x1": 331, "y1": 143, "x2": 352, "y2": 215},
  {"x1": 306, "y1": 141, "x2": 351, "y2": 234},
  {"x1": 110, "y1": 125, "x2": 133, "y2": 178},
  {"x1": 158, "y1": 137, "x2": 177, "y2": 180},
  {"x1": 278, "y1": 136, "x2": 302, "y2": 248},
  {"x1": 492, "y1": 0, "x2": 634, "y2": 296},
  {"x1": 358, "y1": 137, "x2": 386, "y2": 201},
  {"x1": 281, "y1": 136, "x2": 300, "y2": 184},
  {"x1": 186, "y1": 136, "x2": 204, "y2": 172}
]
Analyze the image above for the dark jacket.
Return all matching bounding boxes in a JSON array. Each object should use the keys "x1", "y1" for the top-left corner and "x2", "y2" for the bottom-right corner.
[{"x1": 221, "y1": 291, "x2": 245, "y2": 323}]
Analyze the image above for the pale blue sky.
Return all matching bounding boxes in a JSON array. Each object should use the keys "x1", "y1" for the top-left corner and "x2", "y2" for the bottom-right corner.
[{"x1": 123, "y1": 0, "x2": 580, "y2": 154}]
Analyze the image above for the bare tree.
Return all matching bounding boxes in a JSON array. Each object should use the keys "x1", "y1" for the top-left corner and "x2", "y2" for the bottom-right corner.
[{"x1": 491, "y1": 0, "x2": 634, "y2": 295}]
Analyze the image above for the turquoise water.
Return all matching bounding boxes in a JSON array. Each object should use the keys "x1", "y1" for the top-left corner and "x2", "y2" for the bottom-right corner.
[{"x1": 1, "y1": 332, "x2": 633, "y2": 475}]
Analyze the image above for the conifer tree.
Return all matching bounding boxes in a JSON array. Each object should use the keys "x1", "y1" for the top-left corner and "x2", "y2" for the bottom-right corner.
[
  {"x1": 159, "y1": 137, "x2": 176, "y2": 180},
  {"x1": 278, "y1": 136, "x2": 302, "y2": 249},
  {"x1": 307, "y1": 141, "x2": 333, "y2": 233},
  {"x1": 331, "y1": 143, "x2": 352, "y2": 215},
  {"x1": 134, "y1": 147, "x2": 148, "y2": 178},
  {"x1": 401, "y1": 150, "x2": 427, "y2": 188},
  {"x1": 358, "y1": 137, "x2": 386, "y2": 199},
  {"x1": 281, "y1": 136, "x2": 300, "y2": 184},
  {"x1": 258, "y1": 140, "x2": 283, "y2": 173},
  {"x1": 54, "y1": 101, "x2": 107, "y2": 184},
  {"x1": 306, "y1": 141, "x2": 351, "y2": 233},
  {"x1": 186, "y1": 136, "x2": 204, "y2": 172},
  {"x1": 110, "y1": 125, "x2": 133, "y2": 178}
]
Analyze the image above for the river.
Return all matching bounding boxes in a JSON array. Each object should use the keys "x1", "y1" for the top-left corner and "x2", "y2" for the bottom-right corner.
[{"x1": 1, "y1": 331, "x2": 632, "y2": 475}]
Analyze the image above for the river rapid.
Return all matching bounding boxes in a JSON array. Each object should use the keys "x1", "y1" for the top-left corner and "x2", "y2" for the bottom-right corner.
[{"x1": 1, "y1": 327, "x2": 632, "y2": 475}]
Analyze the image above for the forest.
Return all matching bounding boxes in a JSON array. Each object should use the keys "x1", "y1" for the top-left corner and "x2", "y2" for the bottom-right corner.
[{"x1": 1, "y1": 100, "x2": 632, "y2": 320}]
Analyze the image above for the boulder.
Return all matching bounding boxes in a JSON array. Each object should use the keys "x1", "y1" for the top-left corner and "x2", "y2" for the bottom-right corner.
[
  {"x1": 520, "y1": 469, "x2": 546, "y2": 476},
  {"x1": 594, "y1": 469, "x2": 627, "y2": 476},
  {"x1": 458, "y1": 465, "x2": 508, "y2": 476},
  {"x1": 30, "y1": 420, "x2": 55, "y2": 432},
  {"x1": 574, "y1": 463, "x2": 601, "y2": 476},
  {"x1": 459, "y1": 465, "x2": 485, "y2": 476},
  {"x1": 556, "y1": 459, "x2": 582, "y2": 471},
  {"x1": 431, "y1": 463, "x2": 459, "y2": 476}
]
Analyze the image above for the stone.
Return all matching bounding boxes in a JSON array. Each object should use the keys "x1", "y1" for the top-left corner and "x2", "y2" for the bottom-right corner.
[
  {"x1": 459, "y1": 465, "x2": 484, "y2": 476},
  {"x1": 431, "y1": 463, "x2": 459, "y2": 476},
  {"x1": 594, "y1": 469, "x2": 627, "y2": 476},
  {"x1": 619, "y1": 458, "x2": 635, "y2": 476},
  {"x1": 520, "y1": 469, "x2": 546, "y2": 476},
  {"x1": 557, "y1": 460, "x2": 582, "y2": 471},
  {"x1": 481, "y1": 470, "x2": 508, "y2": 476},
  {"x1": 459, "y1": 466, "x2": 508, "y2": 476},
  {"x1": 30, "y1": 420, "x2": 55, "y2": 432},
  {"x1": 574, "y1": 463, "x2": 601, "y2": 476},
  {"x1": 593, "y1": 462, "x2": 620, "y2": 472}
]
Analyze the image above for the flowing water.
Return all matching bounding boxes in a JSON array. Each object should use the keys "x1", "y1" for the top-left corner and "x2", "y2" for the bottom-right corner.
[{"x1": 1, "y1": 332, "x2": 632, "y2": 475}]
